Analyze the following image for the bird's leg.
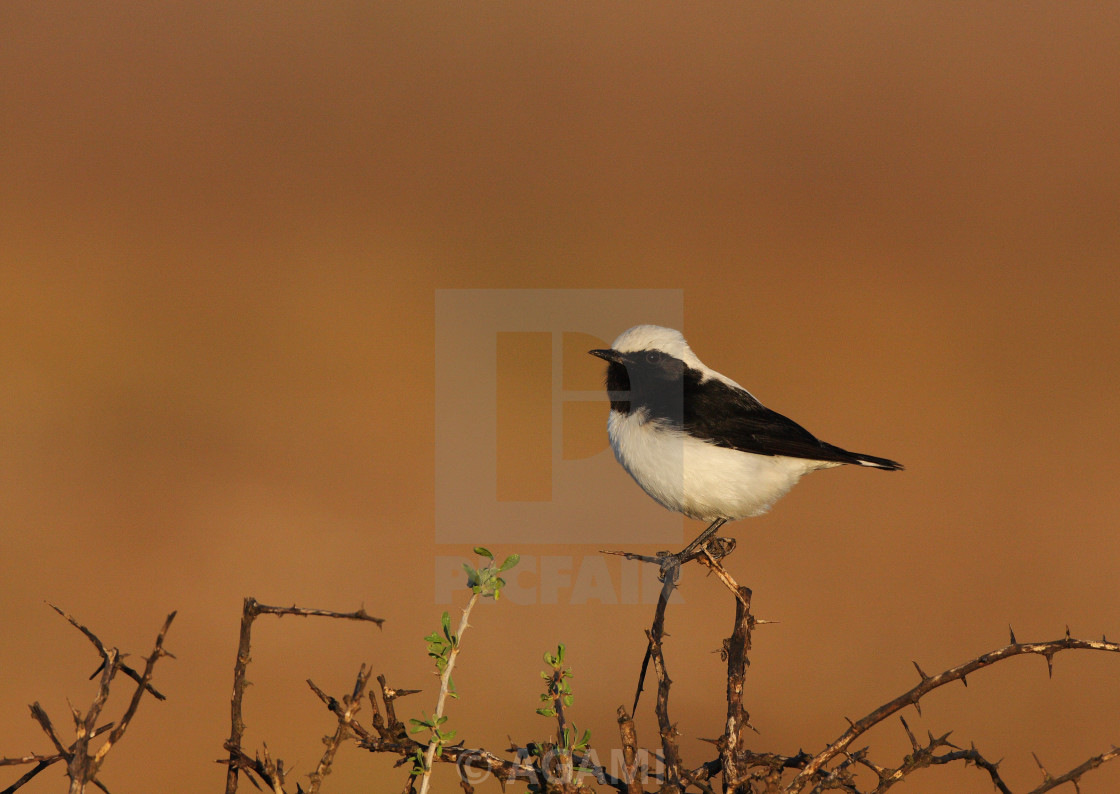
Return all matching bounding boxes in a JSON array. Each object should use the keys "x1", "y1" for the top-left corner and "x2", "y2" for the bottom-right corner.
[
  {"x1": 658, "y1": 517, "x2": 729, "y2": 579},
  {"x1": 680, "y1": 517, "x2": 728, "y2": 560}
]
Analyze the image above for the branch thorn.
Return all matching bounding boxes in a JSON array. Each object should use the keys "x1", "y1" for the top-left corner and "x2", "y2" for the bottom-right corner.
[
  {"x1": 1033, "y1": 751, "x2": 1054, "y2": 782},
  {"x1": 899, "y1": 716, "x2": 919, "y2": 751}
]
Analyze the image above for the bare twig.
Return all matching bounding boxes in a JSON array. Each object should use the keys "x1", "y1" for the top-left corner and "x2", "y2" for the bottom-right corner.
[
  {"x1": 1, "y1": 722, "x2": 114, "y2": 794},
  {"x1": 88, "y1": 611, "x2": 176, "y2": 777},
  {"x1": 224, "y1": 598, "x2": 385, "y2": 794},
  {"x1": 378, "y1": 674, "x2": 414, "y2": 739},
  {"x1": 696, "y1": 546, "x2": 750, "y2": 607},
  {"x1": 630, "y1": 562, "x2": 674, "y2": 715},
  {"x1": 646, "y1": 577, "x2": 684, "y2": 790},
  {"x1": 12, "y1": 547, "x2": 1117, "y2": 794},
  {"x1": 847, "y1": 721, "x2": 1011, "y2": 794},
  {"x1": 307, "y1": 665, "x2": 373, "y2": 793},
  {"x1": 250, "y1": 603, "x2": 385, "y2": 626},
  {"x1": 66, "y1": 646, "x2": 118, "y2": 793},
  {"x1": 616, "y1": 707, "x2": 644, "y2": 794},
  {"x1": 0, "y1": 760, "x2": 59, "y2": 794},
  {"x1": 606, "y1": 536, "x2": 737, "y2": 714},
  {"x1": 224, "y1": 743, "x2": 287, "y2": 794},
  {"x1": 7, "y1": 608, "x2": 178, "y2": 794},
  {"x1": 28, "y1": 703, "x2": 68, "y2": 756},
  {"x1": 1027, "y1": 747, "x2": 1120, "y2": 794},
  {"x1": 0, "y1": 754, "x2": 56, "y2": 768},
  {"x1": 721, "y1": 582, "x2": 754, "y2": 791},
  {"x1": 48, "y1": 603, "x2": 168, "y2": 701},
  {"x1": 225, "y1": 598, "x2": 259, "y2": 794},
  {"x1": 610, "y1": 543, "x2": 692, "y2": 791},
  {"x1": 787, "y1": 634, "x2": 1120, "y2": 792},
  {"x1": 437, "y1": 745, "x2": 537, "y2": 788}
]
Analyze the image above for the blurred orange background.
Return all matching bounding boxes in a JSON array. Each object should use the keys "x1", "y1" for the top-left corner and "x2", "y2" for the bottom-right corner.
[{"x1": 2, "y1": 4, "x2": 1119, "y2": 793}]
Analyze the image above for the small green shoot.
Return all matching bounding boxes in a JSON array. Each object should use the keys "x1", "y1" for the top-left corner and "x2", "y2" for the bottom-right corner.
[
  {"x1": 535, "y1": 642, "x2": 592, "y2": 788},
  {"x1": 411, "y1": 549, "x2": 520, "y2": 793}
]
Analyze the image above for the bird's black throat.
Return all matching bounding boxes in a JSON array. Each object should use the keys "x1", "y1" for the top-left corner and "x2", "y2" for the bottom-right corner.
[
  {"x1": 605, "y1": 361, "x2": 633, "y2": 414},
  {"x1": 604, "y1": 354, "x2": 686, "y2": 425}
]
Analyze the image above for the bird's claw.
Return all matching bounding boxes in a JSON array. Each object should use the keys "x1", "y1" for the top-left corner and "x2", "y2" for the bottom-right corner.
[{"x1": 657, "y1": 553, "x2": 682, "y2": 584}]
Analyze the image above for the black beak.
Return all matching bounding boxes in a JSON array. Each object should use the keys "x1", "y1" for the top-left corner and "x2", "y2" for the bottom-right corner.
[{"x1": 589, "y1": 348, "x2": 624, "y2": 363}]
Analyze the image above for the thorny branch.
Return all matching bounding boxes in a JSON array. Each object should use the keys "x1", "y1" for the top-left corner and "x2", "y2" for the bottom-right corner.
[
  {"x1": 607, "y1": 537, "x2": 1120, "y2": 793},
  {"x1": 307, "y1": 665, "x2": 373, "y2": 794},
  {"x1": 647, "y1": 572, "x2": 685, "y2": 790},
  {"x1": 787, "y1": 626, "x2": 1120, "y2": 793},
  {"x1": 2, "y1": 606, "x2": 175, "y2": 794},
  {"x1": 47, "y1": 603, "x2": 170, "y2": 702},
  {"x1": 6, "y1": 549, "x2": 1120, "y2": 794},
  {"x1": 224, "y1": 598, "x2": 384, "y2": 794},
  {"x1": 1028, "y1": 747, "x2": 1120, "y2": 794}
]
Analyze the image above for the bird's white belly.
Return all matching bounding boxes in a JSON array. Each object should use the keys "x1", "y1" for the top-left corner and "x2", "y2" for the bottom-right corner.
[{"x1": 607, "y1": 410, "x2": 830, "y2": 521}]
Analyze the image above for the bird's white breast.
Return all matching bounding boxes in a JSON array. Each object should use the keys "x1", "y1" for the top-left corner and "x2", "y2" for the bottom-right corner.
[{"x1": 606, "y1": 409, "x2": 832, "y2": 521}]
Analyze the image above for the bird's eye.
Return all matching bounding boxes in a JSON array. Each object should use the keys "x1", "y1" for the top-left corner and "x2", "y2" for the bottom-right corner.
[{"x1": 646, "y1": 351, "x2": 661, "y2": 364}]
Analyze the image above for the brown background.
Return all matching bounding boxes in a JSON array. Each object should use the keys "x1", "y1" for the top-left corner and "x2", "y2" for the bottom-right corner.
[{"x1": 2, "y1": 4, "x2": 1119, "y2": 793}]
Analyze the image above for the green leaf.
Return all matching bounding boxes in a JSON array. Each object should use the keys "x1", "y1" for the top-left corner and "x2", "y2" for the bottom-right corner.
[
  {"x1": 441, "y1": 611, "x2": 452, "y2": 640},
  {"x1": 536, "y1": 707, "x2": 556, "y2": 717},
  {"x1": 474, "y1": 546, "x2": 493, "y2": 559},
  {"x1": 563, "y1": 694, "x2": 574, "y2": 707},
  {"x1": 499, "y1": 554, "x2": 520, "y2": 571}
]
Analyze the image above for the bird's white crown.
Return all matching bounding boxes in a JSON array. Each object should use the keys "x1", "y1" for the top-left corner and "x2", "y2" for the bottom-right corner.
[
  {"x1": 609, "y1": 325, "x2": 746, "y2": 391},
  {"x1": 611, "y1": 324, "x2": 693, "y2": 358}
]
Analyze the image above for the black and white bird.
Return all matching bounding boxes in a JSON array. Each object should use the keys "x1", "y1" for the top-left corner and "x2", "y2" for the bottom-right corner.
[{"x1": 590, "y1": 325, "x2": 902, "y2": 562}]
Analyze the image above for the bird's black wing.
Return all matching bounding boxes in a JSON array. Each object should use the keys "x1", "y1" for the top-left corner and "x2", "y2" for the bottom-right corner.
[{"x1": 682, "y1": 374, "x2": 897, "y2": 467}]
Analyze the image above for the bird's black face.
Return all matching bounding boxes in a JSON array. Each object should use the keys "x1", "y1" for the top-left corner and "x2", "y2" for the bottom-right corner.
[{"x1": 588, "y1": 347, "x2": 686, "y2": 420}]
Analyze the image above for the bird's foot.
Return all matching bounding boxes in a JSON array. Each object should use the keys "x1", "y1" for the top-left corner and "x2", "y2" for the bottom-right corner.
[
  {"x1": 655, "y1": 551, "x2": 682, "y2": 584},
  {"x1": 655, "y1": 536, "x2": 737, "y2": 581},
  {"x1": 702, "y1": 536, "x2": 736, "y2": 561}
]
